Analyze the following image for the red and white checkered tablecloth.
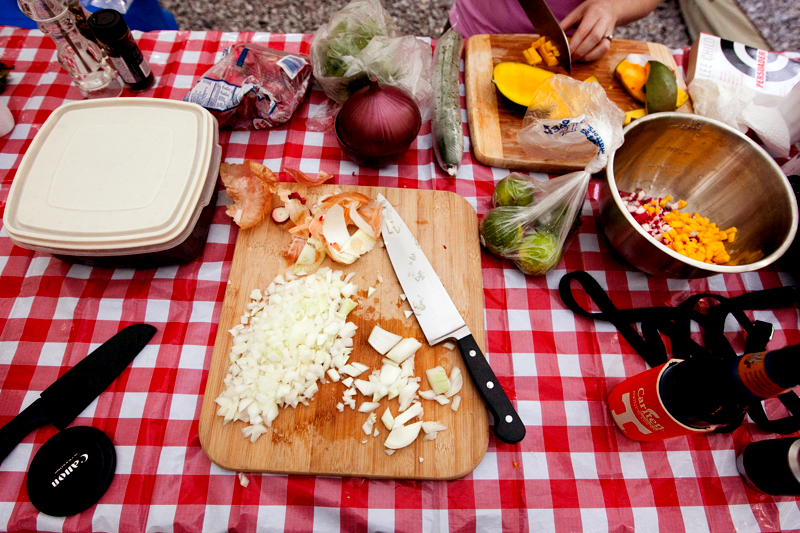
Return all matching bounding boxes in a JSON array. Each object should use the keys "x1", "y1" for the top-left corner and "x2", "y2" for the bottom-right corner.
[{"x1": 1, "y1": 27, "x2": 799, "y2": 533}]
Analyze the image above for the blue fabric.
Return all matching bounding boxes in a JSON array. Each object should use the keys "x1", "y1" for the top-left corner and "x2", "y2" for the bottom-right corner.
[{"x1": 0, "y1": 0, "x2": 179, "y2": 31}]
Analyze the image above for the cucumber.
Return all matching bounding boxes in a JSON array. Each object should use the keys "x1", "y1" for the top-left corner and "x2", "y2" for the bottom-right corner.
[{"x1": 432, "y1": 29, "x2": 464, "y2": 177}]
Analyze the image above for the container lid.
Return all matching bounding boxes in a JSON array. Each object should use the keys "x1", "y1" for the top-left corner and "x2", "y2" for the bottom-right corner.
[
  {"x1": 3, "y1": 98, "x2": 219, "y2": 253},
  {"x1": 26, "y1": 426, "x2": 116, "y2": 516}
]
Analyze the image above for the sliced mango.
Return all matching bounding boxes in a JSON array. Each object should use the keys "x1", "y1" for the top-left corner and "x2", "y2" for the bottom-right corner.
[
  {"x1": 624, "y1": 108, "x2": 646, "y2": 125},
  {"x1": 523, "y1": 47, "x2": 542, "y2": 66},
  {"x1": 584, "y1": 75, "x2": 599, "y2": 83},
  {"x1": 614, "y1": 55, "x2": 650, "y2": 103},
  {"x1": 523, "y1": 36, "x2": 559, "y2": 67},
  {"x1": 615, "y1": 54, "x2": 691, "y2": 112},
  {"x1": 493, "y1": 62, "x2": 555, "y2": 107}
]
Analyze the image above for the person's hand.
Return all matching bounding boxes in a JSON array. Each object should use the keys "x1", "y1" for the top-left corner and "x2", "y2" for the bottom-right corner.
[{"x1": 560, "y1": 0, "x2": 618, "y2": 62}]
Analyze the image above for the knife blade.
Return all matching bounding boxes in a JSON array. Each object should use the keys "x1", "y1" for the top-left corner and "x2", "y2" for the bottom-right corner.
[
  {"x1": 518, "y1": 0, "x2": 572, "y2": 73},
  {"x1": 377, "y1": 194, "x2": 525, "y2": 444},
  {"x1": 0, "y1": 323, "x2": 157, "y2": 464}
]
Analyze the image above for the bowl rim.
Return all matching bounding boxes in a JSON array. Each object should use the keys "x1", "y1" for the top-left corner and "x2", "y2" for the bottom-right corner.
[{"x1": 605, "y1": 112, "x2": 799, "y2": 274}]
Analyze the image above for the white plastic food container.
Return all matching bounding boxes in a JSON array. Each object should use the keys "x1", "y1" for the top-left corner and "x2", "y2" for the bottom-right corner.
[{"x1": 3, "y1": 98, "x2": 221, "y2": 269}]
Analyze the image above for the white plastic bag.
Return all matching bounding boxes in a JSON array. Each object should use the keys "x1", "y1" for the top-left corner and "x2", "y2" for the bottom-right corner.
[
  {"x1": 479, "y1": 76, "x2": 625, "y2": 276},
  {"x1": 517, "y1": 75, "x2": 625, "y2": 174}
]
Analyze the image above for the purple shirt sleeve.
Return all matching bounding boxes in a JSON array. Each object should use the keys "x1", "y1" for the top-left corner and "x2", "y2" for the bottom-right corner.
[{"x1": 448, "y1": 0, "x2": 583, "y2": 38}]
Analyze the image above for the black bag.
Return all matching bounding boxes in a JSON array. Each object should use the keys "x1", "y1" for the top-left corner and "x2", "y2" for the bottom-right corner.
[{"x1": 559, "y1": 270, "x2": 800, "y2": 434}]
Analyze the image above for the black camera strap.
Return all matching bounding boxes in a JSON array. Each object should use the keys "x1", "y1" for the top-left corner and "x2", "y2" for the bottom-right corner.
[{"x1": 558, "y1": 270, "x2": 800, "y2": 434}]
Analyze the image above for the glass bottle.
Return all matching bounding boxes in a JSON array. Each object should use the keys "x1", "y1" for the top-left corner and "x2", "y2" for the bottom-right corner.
[
  {"x1": 17, "y1": 0, "x2": 122, "y2": 99},
  {"x1": 88, "y1": 9, "x2": 154, "y2": 92}
]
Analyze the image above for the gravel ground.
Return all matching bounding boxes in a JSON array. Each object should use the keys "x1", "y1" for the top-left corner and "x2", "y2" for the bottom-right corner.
[
  {"x1": 160, "y1": 0, "x2": 691, "y2": 47},
  {"x1": 159, "y1": 0, "x2": 796, "y2": 52}
]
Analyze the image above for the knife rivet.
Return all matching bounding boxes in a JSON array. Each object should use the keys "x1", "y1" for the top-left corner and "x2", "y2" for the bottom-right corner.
[
  {"x1": 469, "y1": 350, "x2": 476, "y2": 357},
  {"x1": 486, "y1": 381, "x2": 494, "y2": 389},
  {"x1": 505, "y1": 415, "x2": 513, "y2": 423}
]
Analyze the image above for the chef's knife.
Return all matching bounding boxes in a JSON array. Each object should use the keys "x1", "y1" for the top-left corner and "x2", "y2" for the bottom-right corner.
[
  {"x1": 377, "y1": 194, "x2": 526, "y2": 444},
  {"x1": 0, "y1": 323, "x2": 157, "y2": 464},
  {"x1": 518, "y1": 0, "x2": 572, "y2": 74}
]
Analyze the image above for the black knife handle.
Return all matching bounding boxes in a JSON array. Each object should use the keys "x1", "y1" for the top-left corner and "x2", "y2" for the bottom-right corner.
[
  {"x1": 0, "y1": 399, "x2": 49, "y2": 465},
  {"x1": 456, "y1": 334, "x2": 526, "y2": 444}
]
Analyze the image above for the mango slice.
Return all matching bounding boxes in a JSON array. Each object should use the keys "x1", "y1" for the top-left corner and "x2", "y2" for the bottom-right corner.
[
  {"x1": 493, "y1": 62, "x2": 555, "y2": 107},
  {"x1": 624, "y1": 108, "x2": 646, "y2": 125}
]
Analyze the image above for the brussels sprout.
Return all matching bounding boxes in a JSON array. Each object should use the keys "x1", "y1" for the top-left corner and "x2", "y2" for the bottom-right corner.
[
  {"x1": 479, "y1": 208, "x2": 525, "y2": 254},
  {"x1": 514, "y1": 231, "x2": 560, "y2": 275},
  {"x1": 493, "y1": 175, "x2": 537, "y2": 207}
]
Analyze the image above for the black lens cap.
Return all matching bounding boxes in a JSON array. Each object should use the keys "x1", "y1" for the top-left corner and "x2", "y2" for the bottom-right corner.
[{"x1": 27, "y1": 426, "x2": 116, "y2": 516}]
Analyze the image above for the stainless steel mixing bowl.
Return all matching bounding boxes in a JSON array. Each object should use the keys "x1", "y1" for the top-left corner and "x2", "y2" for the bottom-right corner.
[{"x1": 600, "y1": 113, "x2": 798, "y2": 278}]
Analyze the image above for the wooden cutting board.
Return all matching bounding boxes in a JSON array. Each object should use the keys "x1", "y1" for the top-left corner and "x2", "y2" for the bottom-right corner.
[
  {"x1": 465, "y1": 34, "x2": 693, "y2": 173},
  {"x1": 199, "y1": 185, "x2": 489, "y2": 480}
]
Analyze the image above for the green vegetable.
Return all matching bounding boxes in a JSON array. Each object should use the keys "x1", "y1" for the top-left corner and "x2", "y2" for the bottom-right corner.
[
  {"x1": 514, "y1": 231, "x2": 560, "y2": 275},
  {"x1": 479, "y1": 208, "x2": 524, "y2": 255},
  {"x1": 493, "y1": 174, "x2": 536, "y2": 207},
  {"x1": 431, "y1": 28, "x2": 464, "y2": 177}
]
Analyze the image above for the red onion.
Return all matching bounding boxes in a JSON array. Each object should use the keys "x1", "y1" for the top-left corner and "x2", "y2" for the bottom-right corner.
[{"x1": 336, "y1": 78, "x2": 422, "y2": 168}]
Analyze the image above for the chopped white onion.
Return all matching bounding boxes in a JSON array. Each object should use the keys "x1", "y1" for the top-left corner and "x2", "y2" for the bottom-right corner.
[
  {"x1": 359, "y1": 401, "x2": 380, "y2": 413},
  {"x1": 393, "y1": 401, "x2": 423, "y2": 427},
  {"x1": 435, "y1": 394, "x2": 450, "y2": 405},
  {"x1": 450, "y1": 395, "x2": 461, "y2": 411},
  {"x1": 368, "y1": 325, "x2": 403, "y2": 355},
  {"x1": 362, "y1": 413, "x2": 377, "y2": 435},
  {"x1": 446, "y1": 367, "x2": 462, "y2": 397},
  {"x1": 385, "y1": 337, "x2": 423, "y2": 364},
  {"x1": 442, "y1": 342, "x2": 456, "y2": 351},
  {"x1": 384, "y1": 420, "x2": 423, "y2": 450},
  {"x1": 426, "y1": 366, "x2": 450, "y2": 395},
  {"x1": 381, "y1": 408, "x2": 395, "y2": 430},
  {"x1": 418, "y1": 390, "x2": 437, "y2": 401},
  {"x1": 215, "y1": 267, "x2": 360, "y2": 442},
  {"x1": 422, "y1": 421, "x2": 447, "y2": 434}
]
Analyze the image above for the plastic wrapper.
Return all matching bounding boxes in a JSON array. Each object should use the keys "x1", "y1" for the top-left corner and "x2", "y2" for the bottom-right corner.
[
  {"x1": 310, "y1": 0, "x2": 432, "y2": 120},
  {"x1": 480, "y1": 173, "x2": 587, "y2": 276},
  {"x1": 517, "y1": 75, "x2": 625, "y2": 172},
  {"x1": 481, "y1": 77, "x2": 625, "y2": 276},
  {"x1": 184, "y1": 43, "x2": 313, "y2": 130}
]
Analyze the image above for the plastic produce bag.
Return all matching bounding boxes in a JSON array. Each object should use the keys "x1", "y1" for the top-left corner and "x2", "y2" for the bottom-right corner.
[
  {"x1": 480, "y1": 76, "x2": 625, "y2": 276},
  {"x1": 517, "y1": 75, "x2": 625, "y2": 168},
  {"x1": 310, "y1": 0, "x2": 432, "y2": 120},
  {"x1": 184, "y1": 43, "x2": 313, "y2": 130}
]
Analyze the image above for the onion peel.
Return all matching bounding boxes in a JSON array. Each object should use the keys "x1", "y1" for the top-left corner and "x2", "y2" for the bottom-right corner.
[{"x1": 284, "y1": 166, "x2": 334, "y2": 186}]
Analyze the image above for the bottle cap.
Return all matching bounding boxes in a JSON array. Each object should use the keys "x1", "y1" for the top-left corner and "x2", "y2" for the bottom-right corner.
[
  {"x1": 87, "y1": 9, "x2": 129, "y2": 44},
  {"x1": 26, "y1": 426, "x2": 116, "y2": 516}
]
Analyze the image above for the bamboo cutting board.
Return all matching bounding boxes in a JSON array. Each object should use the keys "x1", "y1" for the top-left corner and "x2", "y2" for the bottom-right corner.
[
  {"x1": 465, "y1": 34, "x2": 693, "y2": 172},
  {"x1": 199, "y1": 185, "x2": 490, "y2": 480}
]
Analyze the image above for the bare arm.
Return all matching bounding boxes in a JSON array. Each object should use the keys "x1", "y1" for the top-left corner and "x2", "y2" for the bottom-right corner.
[{"x1": 560, "y1": 0, "x2": 661, "y2": 62}]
